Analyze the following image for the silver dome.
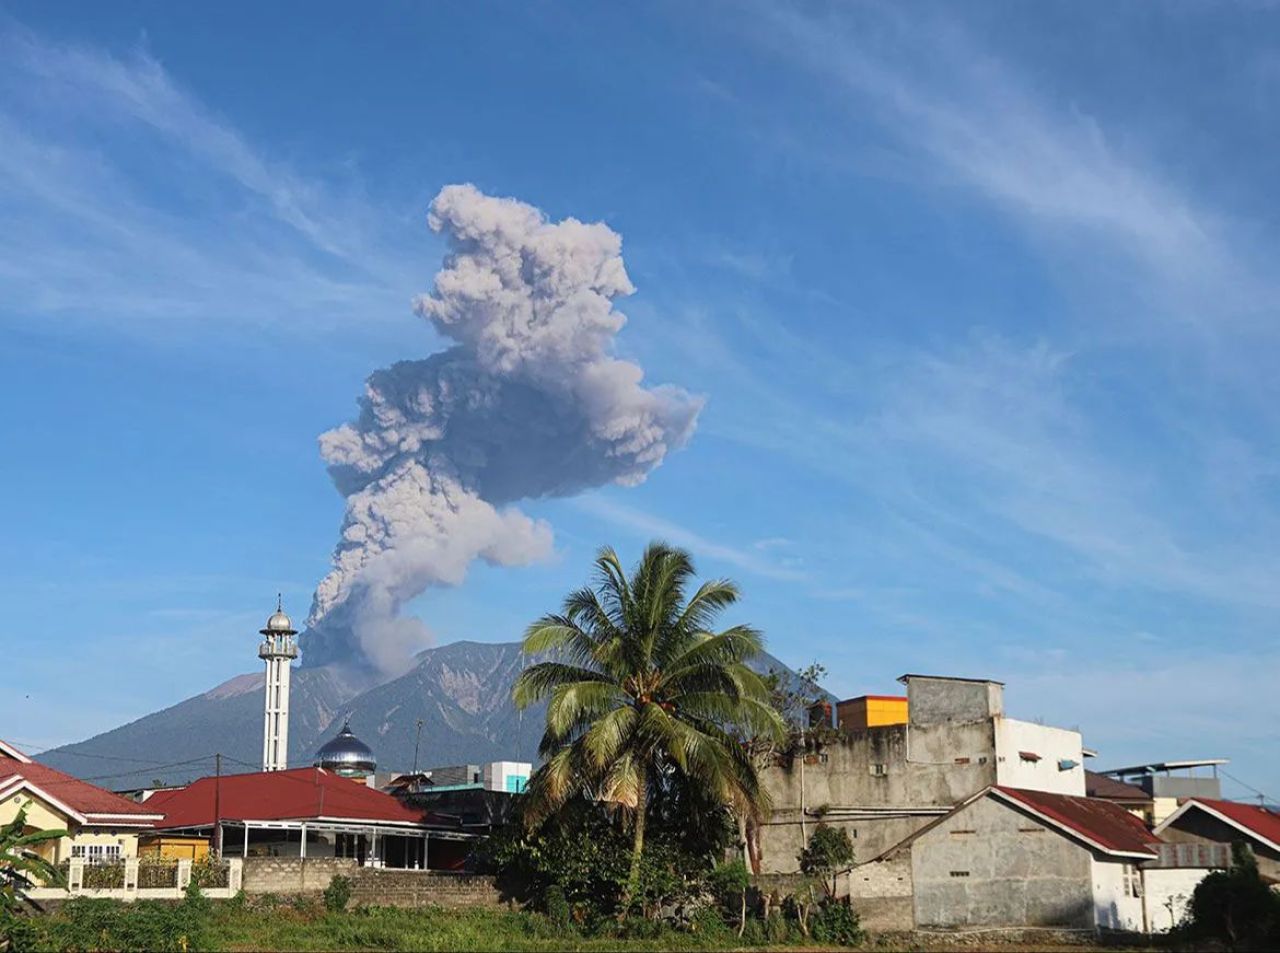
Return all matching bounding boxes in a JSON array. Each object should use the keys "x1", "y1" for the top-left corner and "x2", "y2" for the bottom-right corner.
[
  {"x1": 259, "y1": 596, "x2": 297, "y2": 636},
  {"x1": 314, "y1": 721, "x2": 376, "y2": 777}
]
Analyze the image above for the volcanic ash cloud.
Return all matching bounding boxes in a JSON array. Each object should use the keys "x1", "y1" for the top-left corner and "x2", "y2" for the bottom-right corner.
[{"x1": 303, "y1": 184, "x2": 703, "y2": 672}]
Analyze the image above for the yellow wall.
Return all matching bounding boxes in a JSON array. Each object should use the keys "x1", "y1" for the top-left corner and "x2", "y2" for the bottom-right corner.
[
  {"x1": 139, "y1": 836, "x2": 209, "y2": 861},
  {"x1": 837, "y1": 696, "x2": 909, "y2": 730},
  {"x1": 0, "y1": 788, "x2": 142, "y2": 864}
]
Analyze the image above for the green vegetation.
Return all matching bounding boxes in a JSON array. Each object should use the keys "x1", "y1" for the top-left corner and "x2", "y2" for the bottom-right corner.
[
  {"x1": 1175, "y1": 842, "x2": 1280, "y2": 951},
  {"x1": 0, "y1": 808, "x2": 64, "y2": 951},
  {"x1": 513, "y1": 541, "x2": 785, "y2": 905},
  {"x1": 322, "y1": 874, "x2": 352, "y2": 913},
  {"x1": 13, "y1": 896, "x2": 831, "y2": 951},
  {"x1": 798, "y1": 824, "x2": 855, "y2": 900}
]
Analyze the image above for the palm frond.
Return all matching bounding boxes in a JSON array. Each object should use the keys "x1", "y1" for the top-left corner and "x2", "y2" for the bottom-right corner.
[{"x1": 513, "y1": 661, "x2": 611, "y2": 709}]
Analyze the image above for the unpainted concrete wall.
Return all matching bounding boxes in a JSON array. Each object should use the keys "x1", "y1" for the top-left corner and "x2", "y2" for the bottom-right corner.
[
  {"x1": 845, "y1": 852, "x2": 914, "y2": 931},
  {"x1": 349, "y1": 869, "x2": 507, "y2": 909},
  {"x1": 910, "y1": 794, "x2": 1094, "y2": 929},
  {"x1": 241, "y1": 857, "x2": 356, "y2": 894},
  {"x1": 758, "y1": 720, "x2": 996, "y2": 873},
  {"x1": 907, "y1": 677, "x2": 1002, "y2": 726}
]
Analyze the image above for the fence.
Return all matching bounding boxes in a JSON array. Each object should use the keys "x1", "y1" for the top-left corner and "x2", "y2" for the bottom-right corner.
[{"x1": 29, "y1": 857, "x2": 242, "y2": 903}]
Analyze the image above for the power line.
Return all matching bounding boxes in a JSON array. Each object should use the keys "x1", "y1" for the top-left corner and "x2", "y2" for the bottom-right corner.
[{"x1": 1220, "y1": 769, "x2": 1271, "y2": 805}]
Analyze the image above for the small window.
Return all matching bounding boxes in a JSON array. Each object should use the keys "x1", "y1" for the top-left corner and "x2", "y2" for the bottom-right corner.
[
  {"x1": 950, "y1": 829, "x2": 976, "y2": 837},
  {"x1": 949, "y1": 870, "x2": 970, "y2": 878},
  {"x1": 954, "y1": 757, "x2": 970, "y2": 765},
  {"x1": 1017, "y1": 827, "x2": 1044, "y2": 834},
  {"x1": 869, "y1": 763, "x2": 888, "y2": 777},
  {"x1": 1122, "y1": 864, "x2": 1143, "y2": 898}
]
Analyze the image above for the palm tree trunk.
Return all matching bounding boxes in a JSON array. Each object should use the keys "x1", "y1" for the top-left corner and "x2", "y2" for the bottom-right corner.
[{"x1": 625, "y1": 766, "x2": 648, "y2": 915}]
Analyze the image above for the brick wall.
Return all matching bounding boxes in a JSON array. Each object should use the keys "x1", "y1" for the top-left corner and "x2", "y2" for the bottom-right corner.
[
  {"x1": 349, "y1": 869, "x2": 508, "y2": 909},
  {"x1": 241, "y1": 857, "x2": 357, "y2": 895}
]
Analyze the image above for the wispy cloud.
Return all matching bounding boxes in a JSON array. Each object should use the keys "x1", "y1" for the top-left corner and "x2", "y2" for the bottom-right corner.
[
  {"x1": 0, "y1": 23, "x2": 424, "y2": 337},
  {"x1": 573, "y1": 495, "x2": 807, "y2": 582}
]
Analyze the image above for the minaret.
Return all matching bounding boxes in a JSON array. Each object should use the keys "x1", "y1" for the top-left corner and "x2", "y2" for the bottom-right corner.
[{"x1": 258, "y1": 596, "x2": 298, "y2": 772}]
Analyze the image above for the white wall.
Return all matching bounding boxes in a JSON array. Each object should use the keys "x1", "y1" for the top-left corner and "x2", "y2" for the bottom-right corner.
[
  {"x1": 1143, "y1": 868, "x2": 1207, "y2": 933},
  {"x1": 994, "y1": 718, "x2": 1085, "y2": 795},
  {"x1": 1090, "y1": 857, "x2": 1145, "y2": 932},
  {"x1": 482, "y1": 761, "x2": 532, "y2": 793}
]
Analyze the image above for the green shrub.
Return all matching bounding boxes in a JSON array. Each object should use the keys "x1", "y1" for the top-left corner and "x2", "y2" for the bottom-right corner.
[
  {"x1": 799, "y1": 823, "x2": 855, "y2": 899},
  {"x1": 40, "y1": 896, "x2": 210, "y2": 952},
  {"x1": 542, "y1": 883, "x2": 571, "y2": 928},
  {"x1": 811, "y1": 899, "x2": 862, "y2": 946},
  {"x1": 765, "y1": 909, "x2": 791, "y2": 944},
  {"x1": 324, "y1": 874, "x2": 354, "y2": 912},
  {"x1": 1182, "y1": 843, "x2": 1280, "y2": 949}
]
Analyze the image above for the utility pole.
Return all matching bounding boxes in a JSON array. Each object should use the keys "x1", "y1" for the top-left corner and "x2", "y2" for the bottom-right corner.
[
  {"x1": 412, "y1": 719, "x2": 424, "y2": 774},
  {"x1": 214, "y1": 752, "x2": 223, "y2": 859}
]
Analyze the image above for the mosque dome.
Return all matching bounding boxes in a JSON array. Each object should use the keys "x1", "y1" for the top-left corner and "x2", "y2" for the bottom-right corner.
[
  {"x1": 314, "y1": 721, "x2": 377, "y2": 778},
  {"x1": 259, "y1": 596, "x2": 297, "y2": 636}
]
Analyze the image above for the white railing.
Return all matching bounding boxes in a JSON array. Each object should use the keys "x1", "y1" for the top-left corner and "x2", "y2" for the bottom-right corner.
[{"x1": 29, "y1": 857, "x2": 243, "y2": 902}]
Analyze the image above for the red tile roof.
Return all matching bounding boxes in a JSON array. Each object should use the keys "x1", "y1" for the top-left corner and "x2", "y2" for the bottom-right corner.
[
  {"x1": 995, "y1": 786, "x2": 1159, "y2": 857},
  {"x1": 150, "y1": 767, "x2": 442, "y2": 829},
  {"x1": 0, "y1": 742, "x2": 161, "y2": 826},
  {"x1": 1171, "y1": 799, "x2": 1280, "y2": 851}
]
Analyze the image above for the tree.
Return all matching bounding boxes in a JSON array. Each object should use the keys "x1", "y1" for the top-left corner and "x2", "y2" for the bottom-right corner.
[
  {"x1": 513, "y1": 542, "x2": 785, "y2": 910},
  {"x1": 1184, "y1": 842, "x2": 1280, "y2": 950},
  {"x1": 799, "y1": 823, "x2": 855, "y2": 900},
  {"x1": 0, "y1": 808, "x2": 65, "y2": 949}
]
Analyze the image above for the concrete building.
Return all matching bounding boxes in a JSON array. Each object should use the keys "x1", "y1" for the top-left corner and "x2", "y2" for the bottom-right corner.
[
  {"x1": 0, "y1": 739, "x2": 162, "y2": 865},
  {"x1": 258, "y1": 599, "x2": 298, "y2": 772},
  {"x1": 757, "y1": 674, "x2": 1086, "y2": 873},
  {"x1": 1096, "y1": 760, "x2": 1227, "y2": 825},
  {"x1": 846, "y1": 785, "x2": 1197, "y2": 933},
  {"x1": 1155, "y1": 798, "x2": 1280, "y2": 883}
]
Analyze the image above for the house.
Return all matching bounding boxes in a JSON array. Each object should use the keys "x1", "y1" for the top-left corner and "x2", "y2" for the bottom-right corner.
[
  {"x1": 846, "y1": 786, "x2": 1164, "y2": 932},
  {"x1": 146, "y1": 766, "x2": 479, "y2": 870},
  {"x1": 1085, "y1": 770, "x2": 1155, "y2": 825},
  {"x1": 1155, "y1": 798, "x2": 1280, "y2": 883},
  {"x1": 0, "y1": 739, "x2": 162, "y2": 865},
  {"x1": 757, "y1": 674, "x2": 1088, "y2": 873},
  {"x1": 1094, "y1": 760, "x2": 1228, "y2": 825}
]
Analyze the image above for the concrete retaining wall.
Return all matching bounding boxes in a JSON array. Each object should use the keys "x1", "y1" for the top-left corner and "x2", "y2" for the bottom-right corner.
[
  {"x1": 349, "y1": 869, "x2": 508, "y2": 909},
  {"x1": 241, "y1": 857, "x2": 357, "y2": 895}
]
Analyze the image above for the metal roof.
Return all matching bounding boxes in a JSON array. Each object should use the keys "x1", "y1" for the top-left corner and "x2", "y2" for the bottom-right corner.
[
  {"x1": 1099, "y1": 759, "x2": 1228, "y2": 777},
  {"x1": 895, "y1": 673, "x2": 1005, "y2": 686}
]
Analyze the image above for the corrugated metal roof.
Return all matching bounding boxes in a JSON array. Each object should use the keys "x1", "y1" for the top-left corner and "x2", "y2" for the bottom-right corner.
[
  {"x1": 0, "y1": 740, "x2": 161, "y2": 823},
  {"x1": 149, "y1": 767, "x2": 442, "y2": 829},
  {"x1": 995, "y1": 786, "x2": 1160, "y2": 857},
  {"x1": 1160, "y1": 798, "x2": 1280, "y2": 853}
]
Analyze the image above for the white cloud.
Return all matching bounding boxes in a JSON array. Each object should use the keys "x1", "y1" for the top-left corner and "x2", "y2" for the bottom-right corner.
[
  {"x1": 0, "y1": 24, "x2": 423, "y2": 336},
  {"x1": 573, "y1": 495, "x2": 807, "y2": 582}
]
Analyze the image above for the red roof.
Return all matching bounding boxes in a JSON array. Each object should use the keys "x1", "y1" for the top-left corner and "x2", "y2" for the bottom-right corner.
[
  {"x1": 0, "y1": 741, "x2": 160, "y2": 826},
  {"x1": 1170, "y1": 798, "x2": 1280, "y2": 851},
  {"x1": 150, "y1": 767, "x2": 440, "y2": 829},
  {"x1": 995, "y1": 786, "x2": 1159, "y2": 857}
]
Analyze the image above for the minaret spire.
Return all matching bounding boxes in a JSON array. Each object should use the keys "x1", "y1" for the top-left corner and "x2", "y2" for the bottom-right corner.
[{"x1": 258, "y1": 598, "x2": 299, "y2": 772}]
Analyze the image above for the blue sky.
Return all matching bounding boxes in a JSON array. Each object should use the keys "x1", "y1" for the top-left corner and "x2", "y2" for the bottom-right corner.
[{"x1": 1, "y1": 2, "x2": 1276, "y2": 799}]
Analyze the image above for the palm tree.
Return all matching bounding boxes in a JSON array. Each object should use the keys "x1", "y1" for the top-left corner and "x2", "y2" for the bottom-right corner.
[
  {"x1": 0, "y1": 808, "x2": 64, "y2": 947},
  {"x1": 513, "y1": 541, "x2": 785, "y2": 904}
]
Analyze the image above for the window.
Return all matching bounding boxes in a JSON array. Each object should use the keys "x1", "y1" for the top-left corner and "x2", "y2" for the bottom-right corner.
[
  {"x1": 1122, "y1": 864, "x2": 1142, "y2": 898},
  {"x1": 953, "y1": 757, "x2": 970, "y2": 765},
  {"x1": 71, "y1": 844, "x2": 121, "y2": 865},
  {"x1": 950, "y1": 829, "x2": 976, "y2": 837},
  {"x1": 869, "y1": 763, "x2": 887, "y2": 777},
  {"x1": 949, "y1": 871, "x2": 970, "y2": 878},
  {"x1": 505, "y1": 775, "x2": 528, "y2": 793}
]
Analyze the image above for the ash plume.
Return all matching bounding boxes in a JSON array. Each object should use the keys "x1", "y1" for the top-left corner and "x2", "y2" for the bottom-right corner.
[{"x1": 303, "y1": 184, "x2": 702, "y2": 672}]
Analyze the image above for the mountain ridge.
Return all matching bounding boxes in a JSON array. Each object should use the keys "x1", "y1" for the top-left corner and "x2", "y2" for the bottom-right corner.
[{"x1": 39, "y1": 639, "x2": 827, "y2": 791}]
